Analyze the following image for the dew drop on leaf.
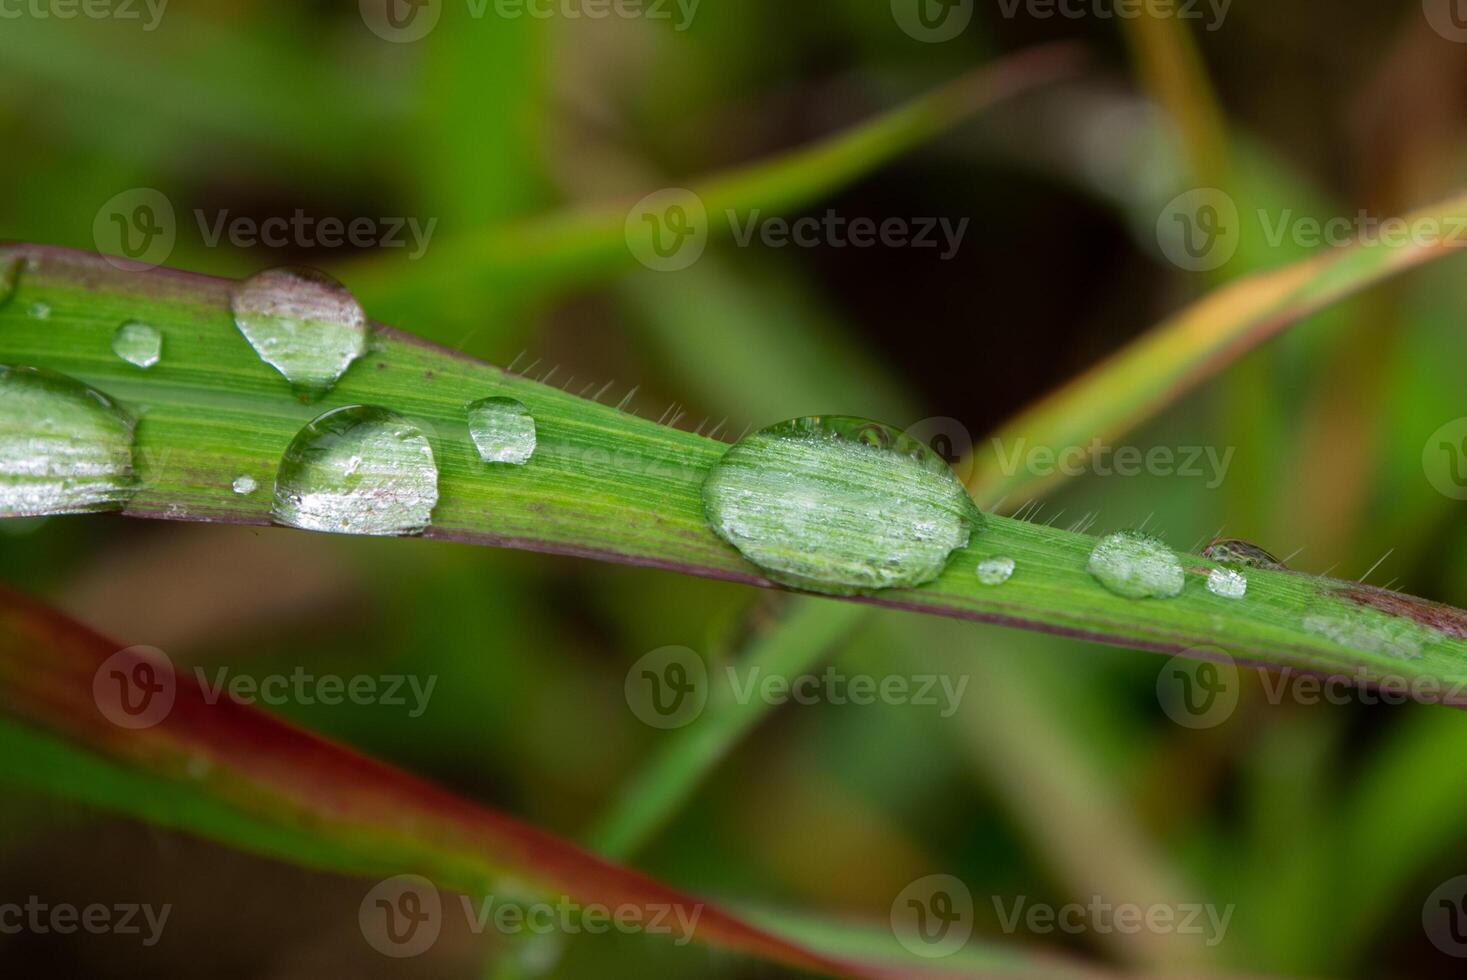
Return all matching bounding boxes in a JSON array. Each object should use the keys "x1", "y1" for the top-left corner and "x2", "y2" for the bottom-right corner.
[
  {"x1": 112, "y1": 321, "x2": 162, "y2": 369},
  {"x1": 976, "y1": 557, "x2": 1015, "y2": 585},
  {"x1": 232, "y1": 474, "x2": 257, "y2": 495},
  {"x1": 1087, "y1": 530, "x2": 1185, "y2": 599},
  {"x1": 467, "y1": 396, "x2": 536, "y2": 465},
  {"x1": 229, "y1": 267, "x2": 367, "y2": 397},
  {"x1": 271, "y1": 405, "x2": 438, "y2": 537},
  {"x1": 701, "y1": 416, "x2": 979, "y2": 596},
  {"x1": 1206, "y1": 567, "x2": 1247, "y2": 599},
  {"x1": 1202, "y1": 538, "x2": 1284, "y2": 570},
  {"x1": 28, "y1": 302, "x2": 49, "y2": 320},
  {"x1": 0, "y1": 364, "x2": 137, "y2": 517}
]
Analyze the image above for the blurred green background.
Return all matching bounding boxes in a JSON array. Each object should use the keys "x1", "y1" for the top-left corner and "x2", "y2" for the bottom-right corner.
[{"x1": 5, "y1": 2, "x2": 1467, "y2": 977}]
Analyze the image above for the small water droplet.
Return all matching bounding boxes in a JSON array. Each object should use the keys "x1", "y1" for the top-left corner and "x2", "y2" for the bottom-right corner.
[
  {"x1": 28, "y1": 302, "x2": 50, "y2": 320},
  {"x1": 1088, "y1": 530, "x2": 1185, "y2": 599},
  {"x1": 1304, "y1": 609, "x2": 1423, "y2": 661},
  {"x1": 271, "y1": 405, "x2": 438, "y2": 537},
  {"x1": 112, "y1": 321, "x2": 162, "y2": 369},
  {"x1": 1207, "y1": 567, "x2": 1247, "y2": 599},
  {"x1": 467, "y1": 396, "x2": 536, "y2": 465},
  {"x1": 232, "y1": 475, "x2": 258, "y2": 495},
  {"x1": 0, "y1": 364, "x2": 137, "y2": 516},
  {"x1": 230, "y1": 267, "x2": 367, "y2": 397},
  {"x1": 702, "y1": 416, "x2": 979, "y2": 595},
  {"x1": 976, "y1": 556, "x2": 1015, "y2": 585},
  {"x1": 1202, "y1": 538, "x2": 1284, "y2": 570}
]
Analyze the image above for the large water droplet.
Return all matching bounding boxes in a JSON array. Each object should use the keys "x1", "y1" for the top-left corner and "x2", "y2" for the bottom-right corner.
[
  {"x1": 976, "y1": 556, "x2": 1015, "y2": 585},
  {"x1": 467, "y1": 396, "x2": 536, "y2": 465},
  {"x1": 112, "y1": 321, "x2": 162, "y2": 369},
  {"x1": 1207, "y1": 568, "x2": 1247, "y2": 599},
  {"x1": 271, "y1": 406, "x2": 438, "y2": 536},
  {"x1": 230, "y1": 267, "x2": 367, "y2": 397},
  {"x1": 701, "y1": 416, "x2": 978, "y2": 595},
  {"x1": 1202, "y1": 538, "x2": 1284, "y2": 570},
  {"x1": 0, "y1": 364, "x2": 137, "y2": 516},
  {"x1": 1088, "y1": 531, "x2": 1185, "y2": 599}
]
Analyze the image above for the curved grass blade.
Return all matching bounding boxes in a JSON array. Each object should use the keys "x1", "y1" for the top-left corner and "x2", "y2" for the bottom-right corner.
[
  {"x1": 5, "y1": 245, "x2": 1467, "y2": 694},
  {"x1": 966, "y1": 187, "x2": 1467, "y2": 505},
  {"x1": 342, "y1": 42, "x2": 1088, "y2": 315},
  {"x1": 0, "y1": 584, "x2": 914, "y2": 979}
]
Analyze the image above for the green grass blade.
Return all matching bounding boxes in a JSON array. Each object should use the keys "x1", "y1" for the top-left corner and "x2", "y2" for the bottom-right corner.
[{"x1": 6, "y1": 245, "x2": 1467, "y2": 691}]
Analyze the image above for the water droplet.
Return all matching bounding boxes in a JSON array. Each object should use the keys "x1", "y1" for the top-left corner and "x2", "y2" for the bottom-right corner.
[
  {"x1": 1088, "y1": 531, "x2": 1185, "y2": 599},
  {"x1": 1304, "y1": 609, "x2": 1423, "y2": 661},
  {"x1": 28, "y1": 302, "x2": 50, "y2": 320},
  {"x1": 271, "y1": 405, "x2": 438, "y2": 536},
  {"x1": 111, "y1": 321, "x2": 162, "y2": 369},
  {"x1": 0, "y1": 364, "x2": 137, "y2": 516},
  {"x1": 976, "y1": 557, "x2": 1015, "y2": 585},
  {"x1": 1202, "y1": 538, "x2": 1284, "y2": 570},
  {"x1": 232, "y1": 475, "x2": 258, "y2": 495},
  {"x1": 229, "y1": 267, "x2": 367, "y2": 397},
  {"x1": 467, "y1": 396, "x2": 536, "y2": 465},
  {"x1": 1207, "y1": 567, "x2": 1247, "y2": 599},
  {"x1": 701, "y1": 416, "x2": 979, "y2": 595}
]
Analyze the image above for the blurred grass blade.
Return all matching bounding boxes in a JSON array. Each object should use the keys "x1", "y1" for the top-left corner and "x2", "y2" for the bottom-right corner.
[
  {"x1": 0, "y1": 585, "x2": 919, "y2": 980},
  {"x1": 344, "y1": 42, "x2": 1087, "y2": 314},
  {"x1": 8, "y1": 246, "x2": 1467, "y2": 693},
  {"x1": 967, "y1": 187, "x2": 1467, "y2": 504}
]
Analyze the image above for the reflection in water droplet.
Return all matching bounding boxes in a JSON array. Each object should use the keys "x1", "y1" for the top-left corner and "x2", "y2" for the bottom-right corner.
[
  {"x1": 1202, "y1": 538, "x2": 1284, "y2": 570},
  {"x1": 28, "y1": 302, "x2": 49, "y2": 320},
  {"x1": 467, "y1": 396, "x2": 536, "y2": 465},
  {"x1": 112, "y1": 321, "x2": 162, "y2": 369},
  {"x1": 271, "y1": 405, "x2": 438, "y2": 536},
  {"x1": 229, "y1": 267, "x2": 367, "y2": 396},
  {"x1": 976, "y1": 557, "x2": 1015, "y2": 585},
  {"x1": 702, "y1": 416, "x2": 978, "y2": 595},
  {"x1": 232, "y1": 475, "x2": 258, "y2": 495},
  {"x1": 1088, "y1": 531, "x2": 1185, "y2": 599},
  {"x1": 0, "y1": 364, "x2": 137, "y2": 516},
  {"x1": 1207, "y1": 568, "x2": 1247, "y2": 599}
]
